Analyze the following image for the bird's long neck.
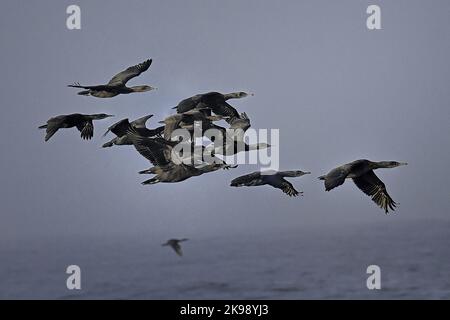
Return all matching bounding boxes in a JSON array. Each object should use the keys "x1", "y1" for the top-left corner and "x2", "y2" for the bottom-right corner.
[
  {"x1": 278, "y1": 171, "x2": 298, "y2": 177},
  {"x1": 244, "y1": 143, "x2": 255, "y2": 151},
  {"x1": 88, "y1": 114, "x2": 106, "y2": 120},
  {"x1": 223, "y1": 92, "x2": 243, "y2": 100},
  {"x1": 371, "y1": 161, "x2": 392, "y2": 169},
  {"x1": 246, "y1": 143, "x2": 267, "y2": 151},
  {"x1": 130, "y1": 86, "x2": 147, "y2": 92}
]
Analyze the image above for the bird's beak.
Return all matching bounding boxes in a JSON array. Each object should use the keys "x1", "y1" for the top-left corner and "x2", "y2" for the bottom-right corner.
[
  {"x1": 303, "y1": 172, "x2": 311, "y2": 175},
  {"x1": 158, "y1": 120, "x2": 165, "y2": 124}
]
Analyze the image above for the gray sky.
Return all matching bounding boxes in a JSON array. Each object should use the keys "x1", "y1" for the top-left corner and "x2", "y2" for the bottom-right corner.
[{"x1": 1, "y1": 0, "x2": 449, "y2": 241}]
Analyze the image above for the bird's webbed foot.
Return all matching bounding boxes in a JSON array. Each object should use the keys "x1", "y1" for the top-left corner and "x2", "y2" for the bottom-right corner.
[{"x1": 223, "y1": 164, "x2": 238, "y2": 170}]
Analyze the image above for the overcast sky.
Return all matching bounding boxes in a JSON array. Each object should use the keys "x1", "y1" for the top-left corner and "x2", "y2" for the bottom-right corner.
[{"x1": 0, "y1": 0, "x2": 449, "y2": 242}]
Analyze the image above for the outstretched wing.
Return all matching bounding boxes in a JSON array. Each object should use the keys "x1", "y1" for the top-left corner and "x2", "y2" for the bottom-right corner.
[
  {"x1": 175, "y1": 94, "x2": 205, "y2": 113},
  {"x1": 278, "y1": 179, "x2": 300, "y2": 197},
  {"x1": 77, "y1": 121, "x2": 94, "y2": 140},
  {"x1": 146, "y1": 125, "x2": 165, "y2": 138},
  {"x1": 43, "y1": 117, "x2": 64, "y2": 141},
  {"x1": 67, "y1": 83, "x2": 108, "y2": 90},
  {"x1": 320, "y1": 166, "x2": 350, "y2": 191},
  {"x1": 103, "y1": 118, "x2": 131, "y2": 137},
  {"x1": 210, "y1": 101, "x2": 240, "y2": 122},
  {"x1": 131, "y1": 114, "x2": 153, "y2": 129},
  {"x1": 352, "y1": 170, "x2": 397, "y2": 214},
  {"x1": 267, "y1": 176, "x2": 301, "y2": 197},
  {"x1": 161, "y1": 115, "x2": 182, "y2": 140},
  {"x1": 107, "y1": 59, "x2": 152, "y2": 86},
  {"x1": 127, "y1": 128, "x2": 172, "y2": 167},
  {"x1": 229, "y1": 113, "x2": 251, "y2": 131},
  {"x1": 230, "y1": 172, "x2": 262, "y2": 186},
  {"x1": 171, "y1": 243, "x2": 183, "y2": 256}
]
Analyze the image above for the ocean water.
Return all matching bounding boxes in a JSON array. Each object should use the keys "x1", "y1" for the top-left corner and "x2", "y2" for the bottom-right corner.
[{"x1": 1, "y1": 220, "x2": 449, "y2": 299}]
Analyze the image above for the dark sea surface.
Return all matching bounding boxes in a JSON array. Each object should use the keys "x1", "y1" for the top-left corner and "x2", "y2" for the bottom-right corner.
[{"x1": 1, "y1": 220, "x2": 449, "y2": 299}]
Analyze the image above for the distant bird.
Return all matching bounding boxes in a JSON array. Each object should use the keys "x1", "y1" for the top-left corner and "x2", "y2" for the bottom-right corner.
[
  {"x1": 230, "y1": 170, "x2": 310, "y2": 197},
  {"x1": 102, "y1": 115, "x2": 164, "y2": 148},
  {"x1": 68, "y1": 59, "x2": 155, "y2": 98},
  {"x1": 162, "y1": 239, "x2": 189, "y2": 257},
  {"x1": 39, "y1": 113, "x2": 113, "y2": 141},
  {"x1": 319, "y1": 159, "x2": 408, "y2": 213},
  {"x1": 173, "y1": 91, "x2": 253, "y2": 123}
]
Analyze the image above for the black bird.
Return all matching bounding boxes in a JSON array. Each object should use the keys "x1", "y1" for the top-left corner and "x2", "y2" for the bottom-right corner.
[
  {"x1": 68, "y1": 59, "x2": 155, "y2": 98},
  {"x1": 173, "y1": 91, "x2": 253, "y2": 123},
  {"x1": 162, "y1": 239, "x2": 189, "y2": 257},
  {"x1": 39, "y1": 113, "x2": 113, "y2": 141},
  {"x1": 319, "y1": 159, "x2": 408, "y2": 213},
  {"x1": 230, "y1": 170, "x2": 311, "y2": 197},
  {"x1": 102, "y1": 114, "x2": 164, "y2": 148}
]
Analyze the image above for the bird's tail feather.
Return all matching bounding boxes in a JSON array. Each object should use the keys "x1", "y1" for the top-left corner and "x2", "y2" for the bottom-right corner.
[
  {"x1": 142, "y1": 177, "x2": 159, "y2": 185},
  {"x1": 102, "y1": 141, "x2": 114, "y2": 148},
  {"x1": 139, "y1": 168, "x2": 155, "y2": 174}
]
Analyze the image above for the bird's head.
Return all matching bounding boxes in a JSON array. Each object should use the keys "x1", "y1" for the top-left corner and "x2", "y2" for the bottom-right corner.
[
  {"x1": 230, "y1": 180, "x2": 239, "y2": 187},
  {"x1": 292, "y1": 170, "x2": 311, "y2": 177},
  {"x1": 131, "y1": 85, "x2": 157, "y2": 92},
  {"x1": 383, "y1": 161, "x2": 408, "y2": 168},
  {"x1": 225, "y1": 91, "x2": 254, "y2": 99},
  {"x1": 256, "y1": 143, "x2": 271, "y2": 150},
  {"x1": 237, "y1": 91, "x2": 254, "y2": 98}
]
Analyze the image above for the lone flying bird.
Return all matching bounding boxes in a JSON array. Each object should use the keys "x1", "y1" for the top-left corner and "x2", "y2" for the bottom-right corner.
[
  {"x1": 230, "y1": 170, "x2": 311, "y2": 197},
  {"x1": 39, "y1": 113, "x2": 113, "y2": 141},
  {"x1": 319, "y1": 159, "x2": 407, "y2": 213},
  {"x1": 162, "y1": 239, "x2": 189, "y2": 256},
  {"x1": 68, "y1": 59, "x2": 155, "y2": 98}
]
